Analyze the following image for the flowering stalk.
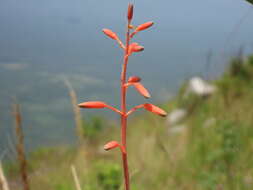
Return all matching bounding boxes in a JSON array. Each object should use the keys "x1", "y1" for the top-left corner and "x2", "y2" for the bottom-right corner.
[{"x1": 78, "y1": 4, "x2": 167, "y2": 190}]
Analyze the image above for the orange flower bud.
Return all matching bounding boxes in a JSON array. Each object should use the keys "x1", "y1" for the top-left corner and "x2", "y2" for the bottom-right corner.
[
  {"x1": 128, "y1": 24, "x2": 135, "y2": 29},
  {"x1": 133, "y1": 83, "x2": 151, "y2": 98},
  {"x1": 128, "y1": 76, "x2": 141, "y2": 83},
  {"x1": 102, "y1": 29, "x2": 118, "y2": 40},
  {"x1": 136, "y1": 21, "x2": 154, "y2": 32},
  {"x1": 143, "y1": 103, "x2": 167, "y2": 117},
  {"x1": 132, "y1": 45, "x2": 144, "y2": 52},
  {"x1": 78, "y1": 101, "x2": 107, "y2": 109},
  {"x1": 128, "y1": 43, "x2": 144, "y2": 54},
  {"x1": 127, "y1": 4, "x2": 134, "y2": 21},
  {"x1": 104, "y1": 141, "x2": 120, "y2": 151}
]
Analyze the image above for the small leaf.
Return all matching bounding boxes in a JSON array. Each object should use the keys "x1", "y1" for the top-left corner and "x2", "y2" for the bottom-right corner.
[
  {"x1": 78, "y1": 101, "x2": 107, "y2": 109},
  {"x1": 135, "y1": 22, "x2": 154, "y2": 32},
  {"x1": 102, "y1": 29, "x2": 118, "y2": 40},
  {"x1": 143, "y1": 103, "x2": 167, "y2": 117},
  {"x1": 128, "y1": 76, "x2": 141, "y2": 83},
  {"x1": 127, "y1": 4, "x2": 134, "y2": 21},
  {"x1": 133, "y1": 83, "x2": 151, "y2": 98},
  {"x1": 104, "y1": 141, "x2": 120, "y2": 151}
]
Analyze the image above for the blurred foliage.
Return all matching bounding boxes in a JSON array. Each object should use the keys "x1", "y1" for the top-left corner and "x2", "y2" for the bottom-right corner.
[
  {"x1": 4, "y1": 54, "x2": 253, "y2": 189},
  {"x1": 245, "y1": 0, "x2": 253, "y2": 5},
  {"x1": 95, "y1": 161, "x2": 121, "y2": 190},
  {"x1": 83, "y1": 116, "x2": 107, "y2": 139}
]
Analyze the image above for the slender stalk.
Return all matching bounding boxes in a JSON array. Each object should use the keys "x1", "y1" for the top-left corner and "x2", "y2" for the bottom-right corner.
[
  {"x1": 126, "y1": 104, "x2": 144, "y2": 116},
  {"x1": 71, "y1": 165, "x2": 82, "y2": 190},
  {"x1": 120, "y1": 19, "x2": 131, "y2": 190},
  {"x1": 0, "y1": 160, "x2": 10, "y2": 190},
  {"x1": 13, "y1": 104, "x2": 30, "y2": 190},
  {"x1": 78, "y1": 4, "x2": 166, "y2": 190},
  {"x1": 64, "y1": 79, "x2": 84, "y2": 143}
]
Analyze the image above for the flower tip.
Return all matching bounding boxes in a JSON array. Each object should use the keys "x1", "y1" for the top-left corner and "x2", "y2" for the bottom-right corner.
[
  {"x1": 128, "y1": 76, "x2": 141, "y2": 83},
  {"x1": 145, "y1": 93, "x2": 151, "y2": 99},
  {"x1": 160, "y1": 111, "x2": 167, "y2": 117},
  {"x1": 78, "y1": 103, "x2": 83, "y2": 108},
  {"x1": 137, "y1": 46, "x2": 144, "y2": 52},
  {"x1": 78, "y1": 102, "x2": 87, "y2": 108},
  {"x1": 127, "y1": 4, "x2": 134, "y2": 21}
]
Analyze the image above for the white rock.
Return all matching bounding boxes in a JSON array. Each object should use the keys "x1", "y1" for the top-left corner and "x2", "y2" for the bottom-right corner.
[
  {"x1": 203, "y1": 117, "x2": 216, "y2": 128},
  {"x1": 187, "y1": 77, "x2": 216, "y2": 97},
  {"x1": 168, "y1": 125, "x2": 186, "y2": 134},
  {"x1": 167, "y1": 109, "x2": 187, "y2": 126}
]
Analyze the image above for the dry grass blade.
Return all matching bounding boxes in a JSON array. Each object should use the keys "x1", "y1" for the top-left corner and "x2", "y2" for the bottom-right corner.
[
  {"x1": 71, "y1": 164, "x2": 82, "y2": 190},
  {"x1": 0, "y1": 150, "x2": 7, "y2": 161},
  {"x1": 12, "y1": 103, "x2": 30, "y2": 190},
  {"x1": 0, "y1": 160, "x2": 10, "y2": 190},
  {"x1": 64, "y1": 78, "x2": 84, "y2": 143},
  {"x1": 6, "y1": 135, "x2": 16, "y2": 162}
]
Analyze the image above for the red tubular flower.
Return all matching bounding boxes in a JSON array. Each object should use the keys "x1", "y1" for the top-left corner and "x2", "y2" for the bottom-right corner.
[
  {"x1": 79, "y1": 101, "x2": 122, "y2": 115},
  {"x1": 136, "y1": 21, "x2": 154, "y2": 32},
  {"x1": 78, "y1": 101, "x2": 122, "y2": 115},
  {"x1": 127, "y1": 4, "x2": 134, "y2": 21},
  {"x1": 143, "y1": 103, "x2": 167, "y2": 117},
  {"x1": 102, "y1": 29, "x2": 118, "y2": 40},
  {"x1": 78, "y1": 101, "x2": 106, "y2": 109},
  {"x1": 133, "y1": 83, "x2": 151, "y2": 98},
  {"x1": 104, "y1": 141, "x2": 126, "y2": 153},
  {"x1": 128, "y1": 43, "x2": 144, "y2": 55},
  {"x1": 131, "y1": 43, "x2": 144, "y2": 52},
  {"x1": 104, "y1": 141, "x2": 120, "y2": 151},
  {"x1": 130, "y1": 21, "x2": 154, "y2": 38},
  {"x1": 128, "y1": 76, "x2": 141, "y2": 83}
]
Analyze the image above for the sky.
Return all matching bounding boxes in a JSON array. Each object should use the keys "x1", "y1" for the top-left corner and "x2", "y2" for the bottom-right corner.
[{"x1": 0, "y1": 0, "x2": 253, "y2": 151}]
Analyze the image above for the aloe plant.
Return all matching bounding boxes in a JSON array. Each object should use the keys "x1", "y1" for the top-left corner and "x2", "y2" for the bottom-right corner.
[{"x1": 78, "y1": 4, "x2": 167, "y2": 190}]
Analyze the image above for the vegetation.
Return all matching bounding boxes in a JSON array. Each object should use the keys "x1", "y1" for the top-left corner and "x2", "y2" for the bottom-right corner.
[
  {"x1": 1, "y1": 54, "x2": 253, "y2": 190},
  {"x1": 245, "y1": 0, "x2": 253, "y2": 5},
  {"x1": 1, "y1": 1, "x2": 253, "y2": 189}
]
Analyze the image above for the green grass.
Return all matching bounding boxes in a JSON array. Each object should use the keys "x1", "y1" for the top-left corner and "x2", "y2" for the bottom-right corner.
[{"x1": 4, "y1": 54, "x2": 253, "y2": 189}]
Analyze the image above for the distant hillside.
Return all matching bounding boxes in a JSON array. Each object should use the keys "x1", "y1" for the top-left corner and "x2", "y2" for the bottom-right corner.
[{"x1": 3, "y1": 54, "x2": 253, "y2": 190}]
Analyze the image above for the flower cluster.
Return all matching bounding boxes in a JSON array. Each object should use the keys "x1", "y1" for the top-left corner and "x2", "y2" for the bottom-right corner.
[{"x1": 78, "y1": 4, "x2": 166, "y2": 190}]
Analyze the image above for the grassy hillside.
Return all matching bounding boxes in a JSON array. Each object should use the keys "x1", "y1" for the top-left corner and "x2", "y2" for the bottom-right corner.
[{"x1": 3, "y1": 54, "x2": 253, "y2": 190}]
